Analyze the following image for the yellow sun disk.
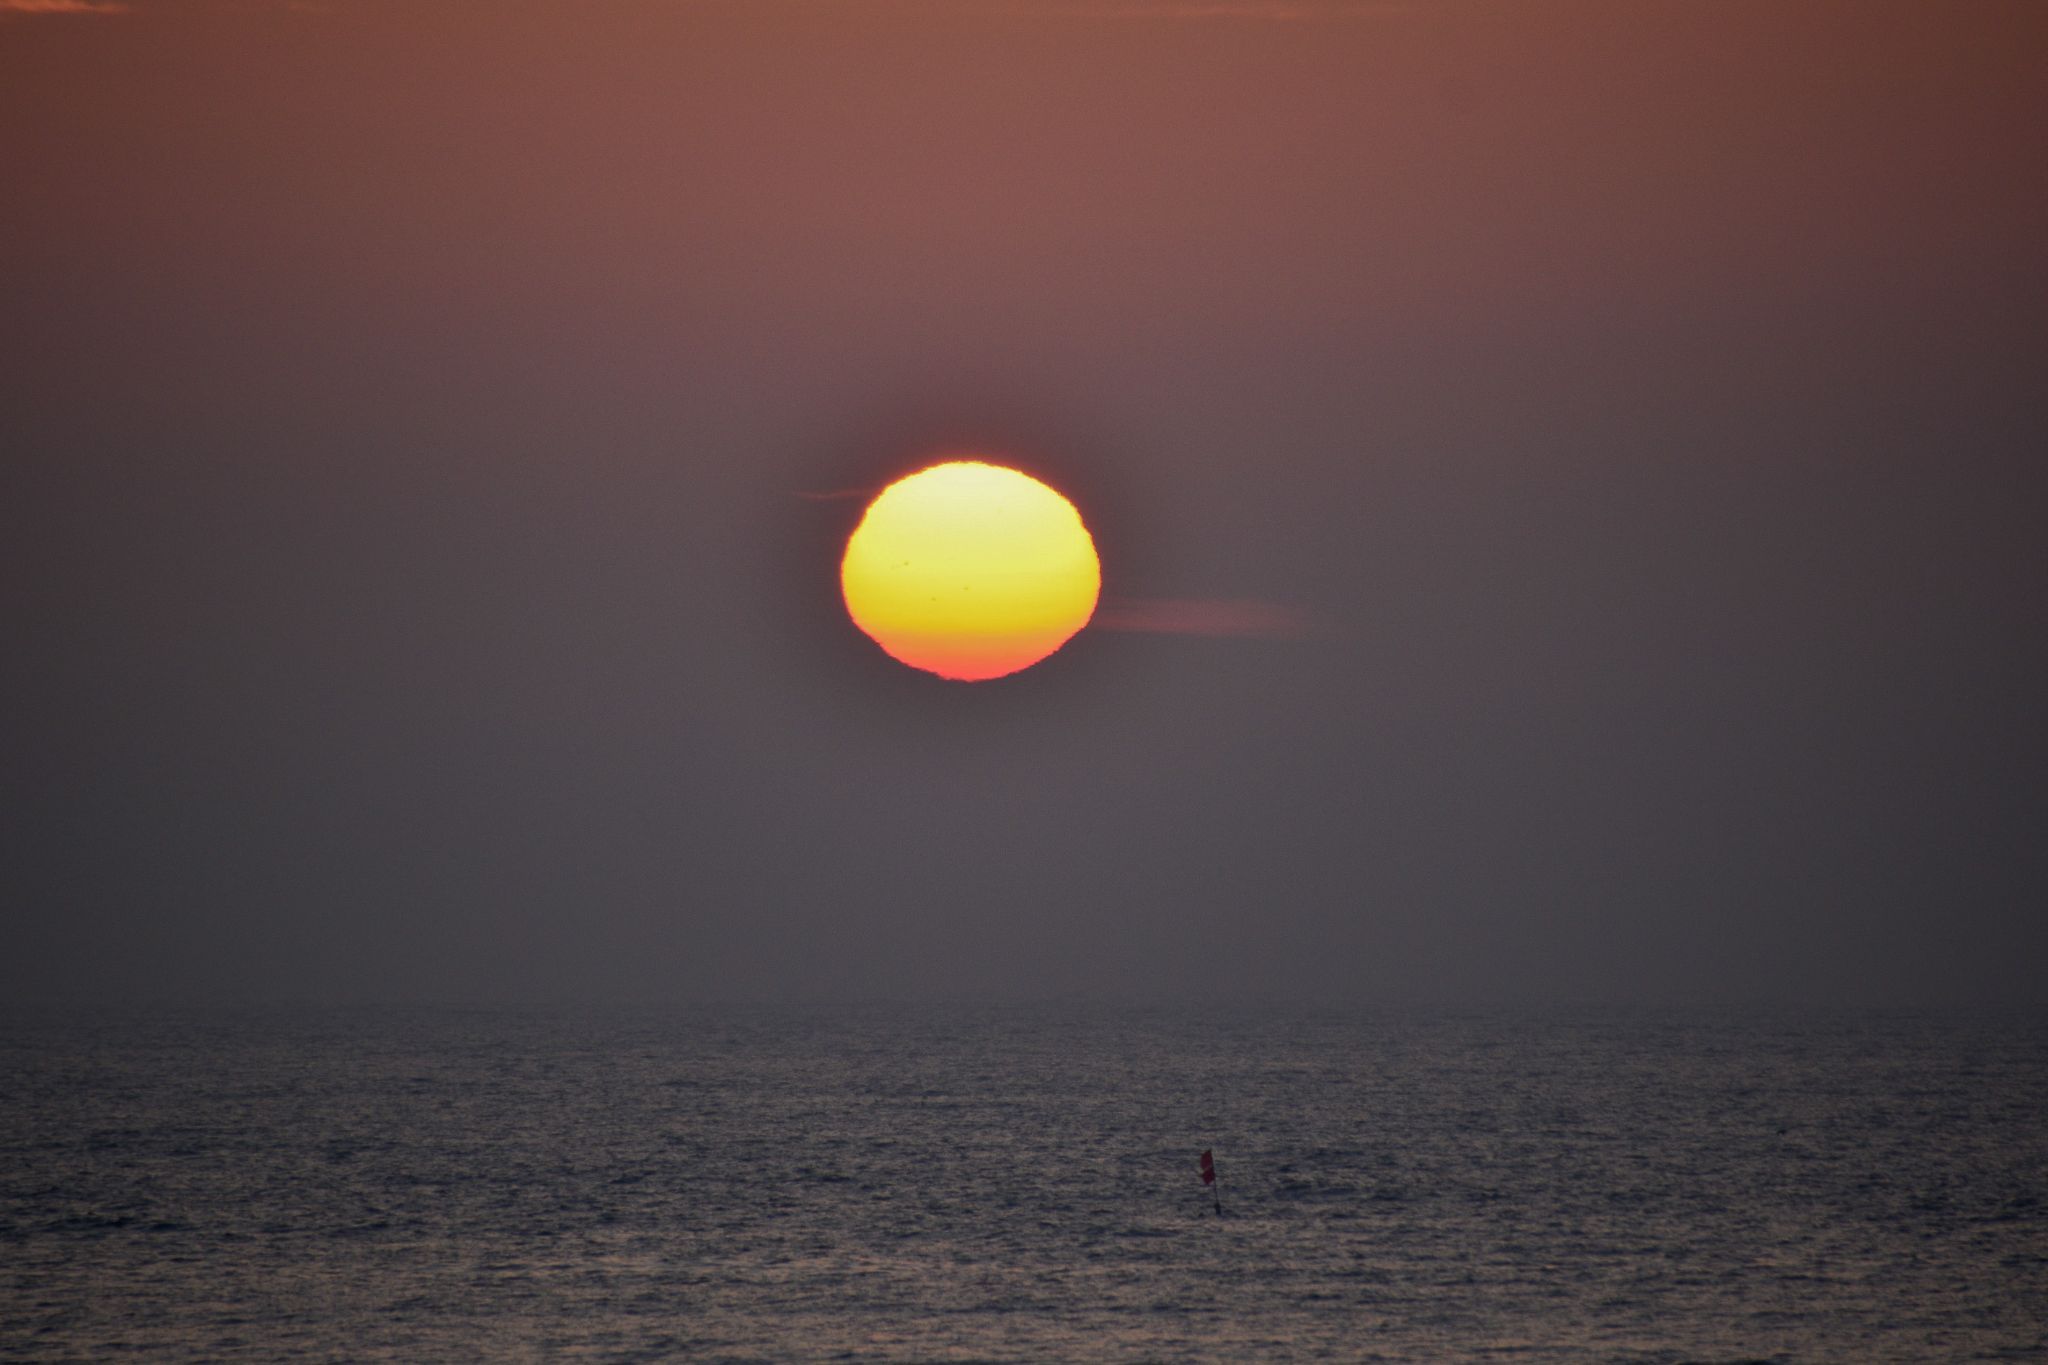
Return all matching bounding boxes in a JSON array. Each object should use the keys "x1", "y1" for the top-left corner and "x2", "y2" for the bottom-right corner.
[{"x1": 841, "y1": 461, "x2": 1101, "y2": 681}]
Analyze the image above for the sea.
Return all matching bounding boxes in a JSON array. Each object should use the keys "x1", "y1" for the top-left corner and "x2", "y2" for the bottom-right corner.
[{"x1": 2, "y1": 1004, "x2": 2043, "y2": 1362}]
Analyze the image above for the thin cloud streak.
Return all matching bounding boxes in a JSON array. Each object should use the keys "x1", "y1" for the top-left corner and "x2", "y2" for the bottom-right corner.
[
  {"x1": 1093, "y1": 596, "x2": 1322, "y2": 639},
  {"x1": 0, "y1": 0, "x2": 130, "y2": 12}
]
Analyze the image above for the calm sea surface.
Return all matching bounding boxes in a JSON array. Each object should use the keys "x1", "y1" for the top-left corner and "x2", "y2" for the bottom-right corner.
[{"x1": 2, "y1": 1005, "x2": 2043, "y2": 1361}]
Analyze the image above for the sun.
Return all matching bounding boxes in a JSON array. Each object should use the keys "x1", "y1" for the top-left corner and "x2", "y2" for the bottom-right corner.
[{"x1": 840, "y1": 460, "x2": 1101, "y2": 682}]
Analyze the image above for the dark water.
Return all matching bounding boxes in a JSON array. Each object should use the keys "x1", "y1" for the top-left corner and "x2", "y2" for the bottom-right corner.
[{"x1": 2, "y1": 1005, "x2": 2044, "y2": 1361}]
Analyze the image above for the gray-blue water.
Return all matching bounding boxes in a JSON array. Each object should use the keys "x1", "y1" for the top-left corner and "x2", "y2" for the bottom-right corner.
[{"x1": 3, "y1": 1005, "x2": 2044, "y2": 1361}]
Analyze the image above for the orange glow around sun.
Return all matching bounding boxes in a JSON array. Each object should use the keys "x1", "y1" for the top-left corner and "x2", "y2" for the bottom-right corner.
[{"x1": 841, "y1": 460, "x2": 1101, "y2": 682}]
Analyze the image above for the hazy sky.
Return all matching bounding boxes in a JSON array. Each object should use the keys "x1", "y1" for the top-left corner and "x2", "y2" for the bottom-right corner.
[{"x1": 4, "y1": 0, "x2": 2044, "y2": 1006}]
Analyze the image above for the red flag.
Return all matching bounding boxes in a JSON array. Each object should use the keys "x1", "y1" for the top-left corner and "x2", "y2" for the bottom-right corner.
[{"x1": 1199, "y1": 1149, "x2": 1215, "y2": 1185}]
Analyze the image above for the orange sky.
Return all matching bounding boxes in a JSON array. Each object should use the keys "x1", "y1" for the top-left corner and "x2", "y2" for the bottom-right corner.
[{"x1": 3, "y1": 0, "x2": 2044, "y2": 1005}]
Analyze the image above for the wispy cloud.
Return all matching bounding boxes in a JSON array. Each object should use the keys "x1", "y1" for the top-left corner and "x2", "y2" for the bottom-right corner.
[
  {"x1": 1093, "y1": 596, "x2": 1323, "y2": 639},
  {"x1": 794, "y1": 486, "x2": 877, "y2": 504},
  {"x1": 0, "y1": 0, "x2": 131, "y2": 13}
]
